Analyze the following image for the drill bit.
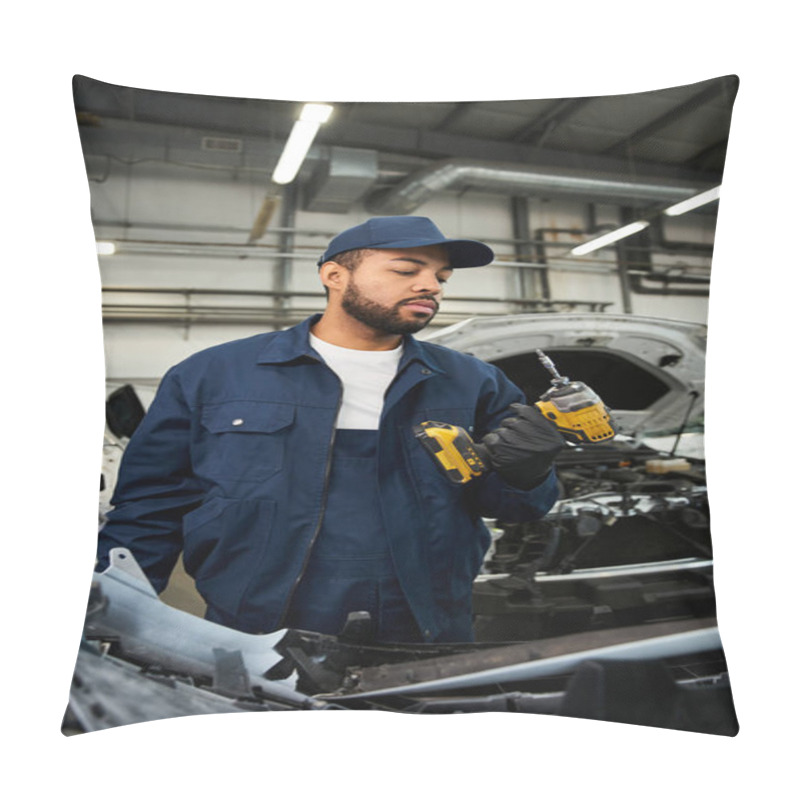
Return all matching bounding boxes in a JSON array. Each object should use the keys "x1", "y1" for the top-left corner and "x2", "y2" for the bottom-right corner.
[{"x1": 535, "y1": 349, "x2": 569, "y2": 386}]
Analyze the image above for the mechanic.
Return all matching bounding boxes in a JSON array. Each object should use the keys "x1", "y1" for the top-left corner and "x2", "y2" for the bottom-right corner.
[{"x1": 96, "y1": 216, "x2": 564, "y2": 643}]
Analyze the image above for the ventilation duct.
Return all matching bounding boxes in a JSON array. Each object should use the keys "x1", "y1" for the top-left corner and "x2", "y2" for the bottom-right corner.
[
  {"x1": 366, "y1": 158, "x2": 713, "y2": 215},
  {"x1": 303, "y1": 146, "x2": 379, "y2": 213}
]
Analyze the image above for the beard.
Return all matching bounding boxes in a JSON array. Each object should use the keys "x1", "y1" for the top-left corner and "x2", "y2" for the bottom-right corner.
[{"x1": 341, "y1": 280, "x2": 438, "y2": 335}]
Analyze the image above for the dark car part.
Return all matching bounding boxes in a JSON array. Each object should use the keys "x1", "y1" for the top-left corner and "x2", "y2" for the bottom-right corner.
[
  {"x1": 105, "y1": 384, "x2": 145, "y2": 439},
  {"x1": 66, "y1": 548, "x2": 736, "y2": 735},
  {"x1": 473, "y1": 435, "x2": 714, "y2": 641}
]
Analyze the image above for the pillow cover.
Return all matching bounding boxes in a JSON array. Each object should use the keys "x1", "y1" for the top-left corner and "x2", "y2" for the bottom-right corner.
[{"x1": 64, "y1": 74, "x2": 739, "y2": 737}]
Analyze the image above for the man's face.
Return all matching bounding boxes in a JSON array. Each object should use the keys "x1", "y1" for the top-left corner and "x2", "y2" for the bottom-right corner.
[{"x1": 339, "y1": 245, "x2": 454, "y2": 335}]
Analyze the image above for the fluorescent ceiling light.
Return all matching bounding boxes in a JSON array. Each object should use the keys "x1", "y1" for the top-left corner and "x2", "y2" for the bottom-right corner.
[
  {"x1": 663, "y1": 185, "x2": 721, "y2": 216},
  {"x1": 96, "y1": 241, "x2": 116, "y2": 255},
  {"x1": 570, "y1": 221, "x2": 650, "y2": 256},
  {"x1": 271, "y1": 102, "x2": 334, "y2": 185},
  {"x1": 300, "y1": 103, "x2": 333, "y2": 124}
]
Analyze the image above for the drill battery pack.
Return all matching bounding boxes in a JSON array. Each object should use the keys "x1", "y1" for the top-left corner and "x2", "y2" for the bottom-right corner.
[{"x1": 413, "y1": 421, "x2": 490, "y2": 484}]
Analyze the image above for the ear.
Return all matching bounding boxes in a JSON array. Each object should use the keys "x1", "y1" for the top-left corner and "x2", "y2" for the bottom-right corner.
[{"x1": 319, "y1": 260, "x2": 349, "y2": 294}]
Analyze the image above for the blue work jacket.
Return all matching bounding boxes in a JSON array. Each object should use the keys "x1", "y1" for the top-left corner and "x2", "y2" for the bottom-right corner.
[{"x1": 97, "y1": 315, "x2": 559, "y2": 642}]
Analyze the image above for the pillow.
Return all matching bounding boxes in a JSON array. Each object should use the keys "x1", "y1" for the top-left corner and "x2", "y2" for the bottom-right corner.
[{"x1": 64, "y1": 74, "x2": 739, "y2": 737}]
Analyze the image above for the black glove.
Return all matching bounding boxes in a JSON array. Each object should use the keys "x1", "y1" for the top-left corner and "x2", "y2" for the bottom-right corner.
[{"x1": 479, "y1": 403, "x2": 565, "y2": 490}]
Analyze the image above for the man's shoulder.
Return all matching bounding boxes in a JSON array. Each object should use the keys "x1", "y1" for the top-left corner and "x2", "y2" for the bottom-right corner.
[
  {"x1": 174, "y1": 331, "x2": 276, "y2": 370},
  {"x1": 171, "y1": 317, "x2": 313, "y2": 374}
]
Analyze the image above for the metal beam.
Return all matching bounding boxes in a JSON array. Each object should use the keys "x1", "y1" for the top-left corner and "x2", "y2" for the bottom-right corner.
[
  {"x1": 684, "y1": 137, "x2": 730, "y2": 171},
  {"x1": 433, "y1": 102, "x2": 477, "y2": 131},
  {"x1": 74, "y1": 75, "x2": 296, "y2": 138},
  {"x1": 602, "y1": 79, "x2": 737, "y2": 157},
  {"x1": 77, "y1": 83, "x2": 727, "y2": 188},
  {"x1": 510, "y1": 97, "x2": 594, "y2": 145}
]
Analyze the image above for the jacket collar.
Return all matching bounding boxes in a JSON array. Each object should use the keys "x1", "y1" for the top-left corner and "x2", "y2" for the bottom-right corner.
[
  {"x1": 256, "y1": 314, "x2": 444, "y2": 374},
  {"x1": 256, "y1": 315, "x2": 321, "y2": 364}
]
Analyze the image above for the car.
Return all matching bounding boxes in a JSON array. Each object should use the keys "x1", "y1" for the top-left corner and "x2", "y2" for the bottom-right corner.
[{"x1": 422, "y1": 313, "x2": 713, "y2": 642}]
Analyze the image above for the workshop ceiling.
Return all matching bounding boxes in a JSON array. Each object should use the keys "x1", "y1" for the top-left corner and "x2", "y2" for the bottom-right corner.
[{"x1": 73, "y1": 74, "x2": 738, "y2": 216}]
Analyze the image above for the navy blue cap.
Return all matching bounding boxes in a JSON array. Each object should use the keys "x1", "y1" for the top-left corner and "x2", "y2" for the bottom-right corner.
[{"x1": 317, "y1": 216, "x2": 494, "y2": 269}]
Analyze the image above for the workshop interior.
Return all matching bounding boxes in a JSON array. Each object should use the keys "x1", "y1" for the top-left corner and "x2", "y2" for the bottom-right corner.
[{"x1": 66, "y1": 74, "x2": 739, "y2": 735}]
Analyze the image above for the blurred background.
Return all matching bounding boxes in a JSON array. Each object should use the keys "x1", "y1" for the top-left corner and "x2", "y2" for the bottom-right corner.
[{"x1": 74, "y1": 73, "x2": 737, "y2": 618}]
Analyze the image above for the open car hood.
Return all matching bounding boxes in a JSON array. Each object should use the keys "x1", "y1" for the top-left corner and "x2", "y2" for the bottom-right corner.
[{"x1": 422, "y1": 313, "x2": 706, "y2": 437}]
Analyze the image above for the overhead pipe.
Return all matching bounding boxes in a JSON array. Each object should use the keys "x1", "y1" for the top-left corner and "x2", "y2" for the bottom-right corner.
[
  {"x1": 101, "y1": 307, "x2": 613, "y2": 326},
  {"x1": 583, "y1": 203, "x2": 713, "y2": 259},
  {"x1": 511, "y1": 197, "x2": 551, "y2": 302},
  {"x1": 273, "y1": 182, "x2": 297, "y2": 322},
  {"x1": 648, "y1": 216, "x2": 715, "y2": 255},
  {"x1": 366, "y1": 158, "x2": 711, "y2": 216},
  {"x1": 96, "y1": 236, "x2": 706, "y2": 275},
  {"x1": 617, "y1": 208, "x2": 710, "y2": 299},
  {"x1": 628, "y1": 275, "x2": 709, "y2": 297},
  {"x1": 96, "y1": 239, "x2": 629, "y2": 273},
  {"x1": 101, "y1": 286, "x2": 613, "y2": 315},
  {"x1": 614, "y1": 217, "x2": 636, "y2": 314},
  {"x1": 532, "y1": 227, "x2": 588, "y2": 300}
]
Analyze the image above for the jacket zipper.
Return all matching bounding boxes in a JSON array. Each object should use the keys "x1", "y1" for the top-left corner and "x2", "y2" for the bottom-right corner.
[{"x1": 276, "y1": 374, "x2": 343, "y2": 628}]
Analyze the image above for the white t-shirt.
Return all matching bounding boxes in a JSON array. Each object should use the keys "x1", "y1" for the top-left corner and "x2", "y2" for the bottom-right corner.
[{"x1": 310, "y1": 333, "x2": 403, "y2": 429}]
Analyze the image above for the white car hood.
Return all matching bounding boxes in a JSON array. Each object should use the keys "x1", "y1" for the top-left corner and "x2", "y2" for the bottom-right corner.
[{"x1": 422, "y1": 313, "x2": 706, "y2": 437}]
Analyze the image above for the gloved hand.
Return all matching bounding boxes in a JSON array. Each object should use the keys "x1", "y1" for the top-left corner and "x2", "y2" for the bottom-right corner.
[{"x1": 479, "y1": 403, "x2": 565, "y2": 490}]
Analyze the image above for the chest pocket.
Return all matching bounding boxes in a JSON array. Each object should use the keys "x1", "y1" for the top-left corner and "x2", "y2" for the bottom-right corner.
[
  {"x1": 199, "y1": 401, "x2": 294, "y2": 482},
  {"x1": 420, "y1": 407, "x2": 475, "y2": 432}
]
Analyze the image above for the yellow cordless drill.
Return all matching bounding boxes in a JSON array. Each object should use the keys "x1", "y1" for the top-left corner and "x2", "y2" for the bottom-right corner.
[{"x1": 414, "y1": 349, "x2": 617, "y2": 485}]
